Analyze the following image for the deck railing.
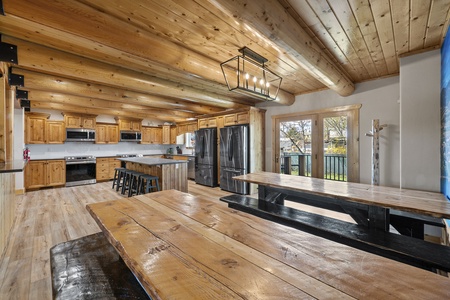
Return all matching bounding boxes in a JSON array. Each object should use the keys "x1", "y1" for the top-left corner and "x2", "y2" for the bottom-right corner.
[{"x1": 281, "y1": 153, "x2": 347, "y2": 181}]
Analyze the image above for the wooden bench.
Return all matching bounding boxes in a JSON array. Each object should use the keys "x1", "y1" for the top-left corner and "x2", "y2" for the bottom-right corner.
[
  {"x1": 50, "y1": 232, "x2": 149, "y2": 299},
  {"x1": 220, "y1": 194, "x2": 450, "y2": 272},
  {"x1": 86, "y1": 190, "x2": 450, "y2": 299}
]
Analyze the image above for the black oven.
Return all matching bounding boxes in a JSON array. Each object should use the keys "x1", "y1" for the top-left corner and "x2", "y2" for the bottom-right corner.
[{"x1": 65, "y1": 156, "x2": 96, "y2": 187}]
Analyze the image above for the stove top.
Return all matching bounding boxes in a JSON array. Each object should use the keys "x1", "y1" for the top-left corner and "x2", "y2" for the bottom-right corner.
[
  {"x1": 116, "y1": 154, "x2": 143, "y2": 158},
  {"x1": 65, "y1": 155, "x2": 96, "y2": 162}
]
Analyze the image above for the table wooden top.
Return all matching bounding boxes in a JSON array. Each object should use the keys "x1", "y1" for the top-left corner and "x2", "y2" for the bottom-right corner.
[
  {"x1": 87, "y1": 190, "x2": 450, "y2": 299},
  {"x1": 233, "y1": 172, "x2": 450, "y2": 219}
]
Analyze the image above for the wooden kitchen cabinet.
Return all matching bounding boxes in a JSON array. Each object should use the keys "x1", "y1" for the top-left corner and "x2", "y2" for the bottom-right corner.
[
  {"x1": 45, "y1": 121, "x2": 65, "y2": 144},
  {"x1": 162, "y1": 125, "x2": 171, "y2": 144},
  {"x1": 115, "y1": 117, "x2": 142, "y2": 132},
  {"x1": 198, "y1": 117, "x2": 217, "y2": 129},
  {"x1": 25, "y1": 160, "x2": 66, "y2": 189},
  {"x1": 63, "y1": 113, "x2": 96, "y2": 129},
  {"x1": 187, "y1": 122, "x2": 198, "y2": 132},
  {"x1": 141, "y1": 127, "x2": 162, "y2": 144},
  {"x1": 96, "y1": 157, "x2": 121, "y2": 181},
  {"x1": 95, "y1": 123, "x2": 119, "y2": 144},
  {"x1": 177, "y1": 121, "x2": 198, "y2": 135},
  {"x1": 223, "y1": 111, "x2": 249, "y2": 126},
  {"x1": 170, "y1": 126, "x2": 177, "y2": 144},
  {"x1": 25, "y1": 113, "x2": 49, "y2": 144},
  {"x1": 25, "y1": 113, "x2": 64, "y2": 144}
]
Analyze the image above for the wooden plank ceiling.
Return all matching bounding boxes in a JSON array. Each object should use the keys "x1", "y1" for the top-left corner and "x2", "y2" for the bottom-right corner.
[{"x1": 1, "y1": 0, "x2": 449, "y2": 123}]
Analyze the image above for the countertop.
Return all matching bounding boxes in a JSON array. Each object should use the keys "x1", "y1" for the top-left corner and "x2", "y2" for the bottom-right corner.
[
  {"x1": 0, "y1": 160, "x2": 27, "y2": 173},
  {"x1": 164, "y1": 154, "x2": 194, "y2": 157},
  {"x1": 118, "y1": 157, "x2": 188, "y2": 165}
]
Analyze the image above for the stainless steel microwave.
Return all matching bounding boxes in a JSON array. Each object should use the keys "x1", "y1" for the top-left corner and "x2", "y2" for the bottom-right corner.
[
  {"x1": 66, "y1": 128, "x2": 96, "y2": 142},
  {"x1": 120, "y1": 131, "x2": 142, "y2": 142}
]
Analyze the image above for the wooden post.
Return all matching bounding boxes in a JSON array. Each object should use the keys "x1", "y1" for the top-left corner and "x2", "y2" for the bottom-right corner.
[
  {"x1": 283, "y1": 156, "x2": 291, "y2": 175},
  {"x1": 299, "y1": 155, "x2": 306, "y2": 176},
  {"x1": 372, "y1": 119, "x2": 380, "y2": 186}
]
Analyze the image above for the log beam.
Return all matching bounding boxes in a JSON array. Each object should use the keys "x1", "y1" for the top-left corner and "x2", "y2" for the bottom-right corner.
[
  {"x1": 1, "y1": 1, "x2": 296, "y2": 104},
  {"x1": 26, "y1": 90, "x2": 197, "y2": 120},
  {"x1": 209, "y1": 0, "x2": 355, "y2": 96},
  {"x1": 3, "y1": 36, "x2": 250, "y2": 110},
  {"x1": 12, "y1": 68, "x2": 222, "y2": 116}
]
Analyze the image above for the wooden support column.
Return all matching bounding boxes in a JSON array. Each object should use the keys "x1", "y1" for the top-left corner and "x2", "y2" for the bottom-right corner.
[{"x1": 0, "y1": 63, "x2": 6, "y2": 163}]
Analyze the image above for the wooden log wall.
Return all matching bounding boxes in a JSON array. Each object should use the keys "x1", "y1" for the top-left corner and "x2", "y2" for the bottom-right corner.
[{"x1": 0, "y1": 172, "x2": 15, "y2": 257}]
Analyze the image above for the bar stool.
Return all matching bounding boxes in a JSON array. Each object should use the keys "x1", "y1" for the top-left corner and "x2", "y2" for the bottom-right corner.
[
  {"x1": 121, "y1": 170, "x2": 142, "y2": 196},
  {"x1": 137, "y1": 175, "x2": 160, "y2": 194},
  {"x1": 127, "y1": 171, "x2": 145, "y2": 197},
  {"x1": 112, "y1": 167, "x2": 127, "y2": 191}
]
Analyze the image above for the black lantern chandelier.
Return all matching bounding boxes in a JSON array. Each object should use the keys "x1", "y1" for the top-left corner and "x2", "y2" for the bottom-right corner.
[{"x1": 220, "y1": 47, "x2": 282, "y2": 101}]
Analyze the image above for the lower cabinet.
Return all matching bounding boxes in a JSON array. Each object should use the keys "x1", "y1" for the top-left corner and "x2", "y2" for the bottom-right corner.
[
  {"x1": 25, "y1": 160, "x2": 66, "y2": 189},
  {"x1": 96, "y1": 157, "x2": 121, "y2": 181}
]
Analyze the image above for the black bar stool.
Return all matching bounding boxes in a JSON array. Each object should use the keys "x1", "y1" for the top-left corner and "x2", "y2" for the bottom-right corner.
[
  {"x1": 121, "y1": 170, "x2": 142, "y2": 196},
  {"x1": 112, "y1": 167, "x2": 127, "y2": 191},
  {"x1": 137, "y1": 175, "x2": 160, "y2": 194},
  {"x1": 128, "y1": 171, "x2": 145, "y2": 197}
]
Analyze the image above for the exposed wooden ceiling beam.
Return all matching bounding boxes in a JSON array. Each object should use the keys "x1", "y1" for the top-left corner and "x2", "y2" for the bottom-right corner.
[
  {"x1": 208, "y1": 0, "x2": 355, "y2": 96},
  {"x1": 12, "y1": 68, "x2": 224, "y2": 116},
  {"x1": 1, "y1": 0, "x2": 296, "y2": 104},
  {"x1": 4, "y1": 36, "x2": 251, "y2": 109},
  {"x1": 26, "y1": 90, "x2": 197, "y2": 120},
  {"x1": 31, "y1": 102, "x2": 183, "y2": 123}
]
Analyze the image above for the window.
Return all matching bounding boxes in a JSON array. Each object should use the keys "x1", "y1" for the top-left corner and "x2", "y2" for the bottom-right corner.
[{"x1": 273, "y1": 105, "x2": 361, "y2": 182}]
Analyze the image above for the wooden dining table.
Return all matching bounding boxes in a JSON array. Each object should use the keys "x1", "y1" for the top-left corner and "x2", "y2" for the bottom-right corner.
[
  {"x1": 222, "y1": 171, "x2": 450, "y2": 272},
  {"x1": 87, "y1": 189, "x2": 450, "y2": 299}
]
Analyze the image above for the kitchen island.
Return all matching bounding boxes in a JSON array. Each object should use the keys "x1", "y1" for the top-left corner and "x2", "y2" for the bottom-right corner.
[{"x1": 118, "y1": 157, "x2": 188, "y2": 192}]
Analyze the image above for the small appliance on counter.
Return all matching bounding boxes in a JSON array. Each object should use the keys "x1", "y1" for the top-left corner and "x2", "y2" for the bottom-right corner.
[{"x1": 176, "y1": 146, "x2": 182, "y2": 154}]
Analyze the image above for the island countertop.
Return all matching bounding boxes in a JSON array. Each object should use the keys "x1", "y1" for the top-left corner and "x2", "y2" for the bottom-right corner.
[
  {"x1": 118, "y1": 157, "x2": 188, "y2": 165},
  {"x1": 120, "y1": 157, "x2": 188, "y2": 192}
]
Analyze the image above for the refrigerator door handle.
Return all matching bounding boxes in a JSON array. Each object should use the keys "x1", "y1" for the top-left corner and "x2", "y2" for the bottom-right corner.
[{"x1": 201, "y1": 136, "x2": 205, "y2": 159}]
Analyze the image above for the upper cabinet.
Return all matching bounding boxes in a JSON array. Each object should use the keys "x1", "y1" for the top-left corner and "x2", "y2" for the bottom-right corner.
[
  {"x1": 25, "y1": 113, "x2": 65, "y2": 144},
  {"x1": 63, "y1": 113, "x2": 96, "y2": 129},
  {"x1": 223, "y1": 111, "x2": 249, "y2": 126},
  {"x1": 162, "y1": 125, "x2": 171, "y2": 145},
  {"x1": 198, "y1": 117, "x2": 217, "y2": 129},
  {"x1": 96, "y1": 123, "x2": 119, "y2": 144},
  {"x1": 45, "y1": 121, "x2": 66, "y2": 144},
  {"x1": 177, "y1": 121, "x2": 198, "y2": 135},
  {"x1": 141, "y1": 126, "x2": 162, "y2": 144},
  {"x1": 115, "y1": 117, "x2": 142, "y2": 132}
]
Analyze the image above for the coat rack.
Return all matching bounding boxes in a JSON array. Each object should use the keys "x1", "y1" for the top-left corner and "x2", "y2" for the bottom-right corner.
[{"x1": 365, "y1": 119, "x2": 387, "y2": 185}]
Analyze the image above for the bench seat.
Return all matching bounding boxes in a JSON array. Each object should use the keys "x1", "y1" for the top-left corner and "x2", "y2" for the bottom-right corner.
[
  {"x1": 50, "y1": 232, "x2": 149, "y2": 300},
  {"x1": 220, "y1": 194, "x2": 450, "y2": 273}
]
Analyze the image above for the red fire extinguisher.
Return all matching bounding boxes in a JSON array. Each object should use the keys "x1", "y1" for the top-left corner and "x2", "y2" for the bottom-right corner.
[{"x1": 23, "y1": 147, "x2": 30, "y2": 161}]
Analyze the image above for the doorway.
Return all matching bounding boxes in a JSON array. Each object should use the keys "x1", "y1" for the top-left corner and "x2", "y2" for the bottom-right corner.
[{"x1": 273, "y1": 105, "x2": 360, "y2": 182}]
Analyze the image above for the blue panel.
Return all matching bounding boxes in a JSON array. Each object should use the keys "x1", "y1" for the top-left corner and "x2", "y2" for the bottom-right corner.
[{"x1": 442, "y1": 26, "x2": 450, "y2": 202}]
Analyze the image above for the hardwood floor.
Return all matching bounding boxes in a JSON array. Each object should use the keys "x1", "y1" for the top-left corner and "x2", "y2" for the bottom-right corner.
[{"x1": 0, "y1": 180, "x2": 232, "y2": 299}]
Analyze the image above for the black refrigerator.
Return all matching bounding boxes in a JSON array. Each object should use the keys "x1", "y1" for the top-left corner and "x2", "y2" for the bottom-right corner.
[
  {"x1": 194, "y1": 128, "x2": 218, "y2": 187},
  {"x1": 220, "y1": 125, "x2": 249, "y2": 194}
]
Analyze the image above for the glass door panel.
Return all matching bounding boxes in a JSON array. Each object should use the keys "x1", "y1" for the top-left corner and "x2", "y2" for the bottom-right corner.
[
  {"x1": 279, "y1": 118, "x2": 314, "y2": 177},
  {"x1": 323, "y1": 116, "x2": 348, "y2": 181}
]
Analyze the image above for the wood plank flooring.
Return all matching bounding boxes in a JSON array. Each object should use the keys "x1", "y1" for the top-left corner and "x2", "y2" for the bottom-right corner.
[{"x1": 0, "y1": 180, "x2": 232, "y2": 300}]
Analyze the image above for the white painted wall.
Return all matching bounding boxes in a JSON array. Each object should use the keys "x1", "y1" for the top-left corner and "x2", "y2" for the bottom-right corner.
[
  {"x1": 13, "y1": 109, "x2": 24, "y2": 190},
  {"x1": 258, "y1": 50, "x2": 441, "y2": 191},
  {"x1": 400, "y1": 50, "x2": 441, "y2": 192},
  {"x1": 258, "y1": 76, "x2": 401, "y2": 186}
]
